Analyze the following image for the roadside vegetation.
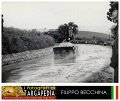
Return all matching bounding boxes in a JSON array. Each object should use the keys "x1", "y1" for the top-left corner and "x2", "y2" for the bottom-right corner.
[
  {"x1": 2, "y1": 27, "x2": 55, "y2": 55},
  {"x1": 48, "y1": 29, "x2": 112, "y2": 45}
]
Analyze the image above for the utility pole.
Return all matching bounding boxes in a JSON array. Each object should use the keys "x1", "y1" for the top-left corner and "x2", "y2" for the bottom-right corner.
[{"x1": 1, "y1": 14, "x2": 4, "y2": 32}]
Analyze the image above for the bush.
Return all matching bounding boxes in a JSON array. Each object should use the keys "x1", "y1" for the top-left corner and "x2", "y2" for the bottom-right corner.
[{"x1": 2, "y1": 27, "x2": 55, "y2": 55}]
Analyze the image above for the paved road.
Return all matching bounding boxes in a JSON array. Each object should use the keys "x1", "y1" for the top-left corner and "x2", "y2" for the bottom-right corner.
[{"x1": 2, "y1": 44, "x2": 112, "y2": 83}]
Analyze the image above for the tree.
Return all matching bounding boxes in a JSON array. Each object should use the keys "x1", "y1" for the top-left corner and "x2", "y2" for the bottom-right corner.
[
  {"x1": 107, "y1": 1, "x2": 118, "y2": 83},
  {"x1": 107, "y1": 2, "x2": 118, "y2": 39},
  {"x1": 58, "y1": 22, "x2": 78, "y2": 42},
  {"x1": 107, "y1": 2, "x2": 118, "y2": 23}
]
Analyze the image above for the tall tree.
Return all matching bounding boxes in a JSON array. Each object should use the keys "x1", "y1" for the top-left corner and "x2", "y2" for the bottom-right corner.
[{"x1": 107, "y1": 1, "x2": 118, "y2": 83}]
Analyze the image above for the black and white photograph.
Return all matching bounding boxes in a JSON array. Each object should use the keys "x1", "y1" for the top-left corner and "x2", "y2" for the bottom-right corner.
[{"x1": 2, "y1": 1, "x2": 118, "y2": 83}]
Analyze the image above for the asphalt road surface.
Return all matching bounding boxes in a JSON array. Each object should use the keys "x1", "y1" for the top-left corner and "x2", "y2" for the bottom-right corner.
[{"x1": 2, "y1": 44, "x2": 112, "y2": 83}]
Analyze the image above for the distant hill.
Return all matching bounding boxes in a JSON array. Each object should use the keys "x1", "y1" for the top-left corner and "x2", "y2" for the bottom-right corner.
[
  {"x1": 48, "y1": 30, "x2": 110, "y2": 41},
  {"x1": 75, "y1": 31, "x2": 110, "y2": 41}
]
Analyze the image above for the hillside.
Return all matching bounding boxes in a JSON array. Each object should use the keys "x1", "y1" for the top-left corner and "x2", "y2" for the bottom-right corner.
[
  {"x1": 48, "y1": 30, "x2": 110, "y2": 42},
  {"x1": 75, "y1": 31, "x2": 110, "y2": 41}
]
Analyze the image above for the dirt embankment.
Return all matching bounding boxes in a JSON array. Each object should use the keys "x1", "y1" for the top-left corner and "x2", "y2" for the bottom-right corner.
[
  {"x1": 2, "y1": 47, "x2": 53, "y2": 66},
  {"x1": 84, "y1": 66, "x2": 114, "y2": 83}
]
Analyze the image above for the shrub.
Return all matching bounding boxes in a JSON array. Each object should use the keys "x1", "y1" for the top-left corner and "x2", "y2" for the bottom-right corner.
[{"x1": 2, "y1": 27, "x2": 55, "y2": 55}]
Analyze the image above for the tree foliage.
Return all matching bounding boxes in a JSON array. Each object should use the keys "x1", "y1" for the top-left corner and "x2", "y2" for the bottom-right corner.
[
  {"x1": 107, "y1": 1, "x2": 118, "y2": 40},
  {"x1": 58, "y1": 22, "x2": 78, "y2": 42},
  {"x1": 107, "y1": 2, "x2": 118, "y2": 23}
]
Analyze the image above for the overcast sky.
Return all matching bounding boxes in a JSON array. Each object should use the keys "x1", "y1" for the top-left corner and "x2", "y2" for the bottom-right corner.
[{"x1": 2, "y1": 1, "x2": 114, "y2": 34}]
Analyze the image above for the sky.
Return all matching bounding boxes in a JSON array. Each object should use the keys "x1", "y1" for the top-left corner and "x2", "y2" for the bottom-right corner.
[{"x1": 2, "y1": 1, "x2": 114, "y2": 34}]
